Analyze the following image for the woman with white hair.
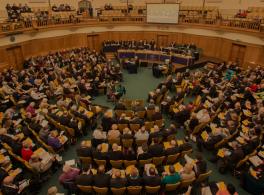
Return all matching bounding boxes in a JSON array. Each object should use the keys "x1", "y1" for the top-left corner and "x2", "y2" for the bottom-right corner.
[
  {"x1": 26, "y1": 102, "x2": 37, "y2": 117},
  {"x1": 48, "y1": 187, "x2": 58, "y2": 195},
  {"x1": 58, "y1": 165, "x2": 79, "y2": 185},
  {"x1": 40, "y1": 98, "x2": 50, "y2": 109}
]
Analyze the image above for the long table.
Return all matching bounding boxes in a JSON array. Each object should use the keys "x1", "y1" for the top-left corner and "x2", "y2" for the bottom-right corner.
[
  {"x1": 117, "y1": 50, "x2": 195, "y2": 66},
  {"x1": 103, "y1": 45, "x2": 121, "y2": 53}
]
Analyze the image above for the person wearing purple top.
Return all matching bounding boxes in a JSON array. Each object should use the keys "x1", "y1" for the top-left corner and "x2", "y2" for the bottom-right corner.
[
  {"x1": 58, "y1": 165, "x2": 79, "y2": 185},
  {"x1": 48, "y1": 131, "x2": 62, "y2": 151}
]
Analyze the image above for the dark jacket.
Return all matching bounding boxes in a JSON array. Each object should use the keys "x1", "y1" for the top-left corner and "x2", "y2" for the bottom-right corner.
[
  {"x1": 109, "y1": 150, "x2": 123, "y2": 161},
  {"x1": 29, "y1": 123, "x2": 43, "y2": 134},
  {"x1": 148, "y1": 144, "x2": 163, "y2": 157},
  {"x1": 142, "y1": 171, "x2": 161, "y2": 187},
  {"x1": 94, "y1": 173, "x2": 111, "y2": 188},
  {"x1": 224, "y1": 147, "x2": 244, "y2": 168},
  {"x1": 164, "y1": 147, "x2": 180, "y2": 156},
  {"x1": 75, "y1": 174, "x2": 93, "y2": 186},
  {"x1": 179, "y1": 143, "x2": 193, "y2": 152},
  {"x1": 127, "y1": 176, "x2": 143, "y2": 186},
  {"x1": 11, "y1": 142, "x2": 23, "y2": 156},
  {"x1": 114, "y1": 103, "x2": 126, "y2": 111},
  {"x1": 110, "y1": 178, "x2": 128, "y2": 188},
  {"x1": 58, "y1": 115, "x2": 71, "y2": 126},
  {"x1": 76, "y1": 146, "x2": 93, "y2": 157}
]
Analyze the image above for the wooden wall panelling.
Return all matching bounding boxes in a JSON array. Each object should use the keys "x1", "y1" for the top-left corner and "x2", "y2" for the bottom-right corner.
[
  {"x1": 177, "y1": 33, "x2": 183, "y2": 46},
  {"x1": 215, "y1": 38, "x2": 222, "y2": 59},
  {"x1": 257, "y1": 46, "x2": 264, "y2": 66},
  {"x1": 144, "y1": 32, "x2": 156, "y2": 43},
  {"x1": 135, "y1": 32, "x2": 143, "y2": 42},
  {"x1": 219, "y1": 39, "x2": 232, "y2": 62},
  {"x1": 243, "y1": 45, "x2": 262, "y2": 69},
  {"x1": 119, "y1": 32, "x2": 128, "y2": 41},
  {"x1": 0, "y1": 48, "x2": 7, "y2": 64},
  {"x1": 112, "y1": 32, "x2": 120, "y2": 41},
  {"x1": 21, "y1": 41, "x2": 33, "y2": 58}
]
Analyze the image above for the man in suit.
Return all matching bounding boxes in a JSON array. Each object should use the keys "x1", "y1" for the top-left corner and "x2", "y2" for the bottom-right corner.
[
  {"x1": 110, "y1": 169, "x2": 128, "y2": 188},
  {"x1": 223, "y1": 141, "x2": 244, "y2": 169},
  {"x1": 29, "y1": 117, "x2": 43, "y2": 134},
  {"x1": 173, "y1": 89, "x2": 185, "y2": 103},
  {"x1": 11, "y1": 136, "x2": 24, "y2": 156},
  {"x1": 109, "y1": 143, "x2": 123, "y2": 160},
  {"x1": 143, "y1": 39, "x2": 148, "y2": 45},
  {"x1": 130, "y1": 112, "x2": 145, "y2": 127},
  {"x1": 75, "y1": 163, "x2": 93, "y2": 186},
  {"x1": 138, "y1": 143, "x2": 152, "y2": 161},
  {"x1": 120, "y1": 127, "x2": 134, "y2": 143},
  {"x1": 78, "y1": 79, "x2": 88, "y2": 95},
  {"x1": 0, "y1": 128, "x2": 14, "y2": 146},
  {"x1": 196, "y1": 129, "x2": 223, "y2": 152},
  {"x1": 147, "y1": 100, "x2": 155, "y2": 110},
  {"x1": 114, "y1": 99, "x2": 126, "y2": 111},
  {"x1": 142, "y1": 167, "x2": 161, "y2": 187},
  {"x1": 161, "y1": 96, "x2": 175, "y2": 114},
  {"x1": 0, "y1": 160, "x2": 23, "y2": 185},
  {"x1": 150, "y1": 39, "x2": 155, "y2": 48},
  {"x1": 246, "y1": 130, "x2": 260, "y2": 150},
  {"x1": 146, "y1": 89, "x2": 162, "y2": 103},
  {"x1": 152, "y1": 106, "x2": 163, "y2": 121},
  {"x1": 102, "y1": 112, "x2": 116, "y2": 124},
  {"x1": 78, "y1": 109, "x2": 92, "y2": 131},
  {"x1": 148, "y1": 125, "x2": 163, "y2": 144},
  {"x1": 164, "y1": 140, "x2": 180, "y2": 156},
  {"x1": 76, "y1": 141, "x2": 93, "y2": 158},
  {"x1": 92, "y1": 144, "x2": 108, "y2": 161},
  {"x1": 94, "y1": 165, "x2": 111, "y2": 188},
  {"x1": 58, "y1": 111, "x2": 71, "y2": 126},
  {"x1": 38, "y1": 125, "x2": 50, "y2": 144},
  {"x1": 133, "y1": 102, "x2": 145, "y2": 112},
  {"x1": 68, "y1": 117, "x2": 83, "y2": 136},
  {"x1": 47, "y1": 108, "x2": 60, "y2": 122},
  {"x1": 117, "y1": 113, "x2": 130, "y2": 125},
  {"x1": 70, "y1": 106, "x2": 79, "y2": 117},
  {"x1": 148, "y1": 137, "x2": 163, "y2": 157},
  {"x1": 179, "y1": 136, "x2": 193, "y2": 152},
  {"x1": 241, "y1": 139, "x2": 253, "y2": 156},
  {"x1": 157, "y1": 75, "x2": 173, "y2": 89},
  {"x1": 174, "y1": 72, "x2": 182, "y2": 85}
]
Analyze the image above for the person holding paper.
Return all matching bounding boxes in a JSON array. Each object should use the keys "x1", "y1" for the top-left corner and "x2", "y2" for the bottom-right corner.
[
  {"x1": 1, "y1": 176, "x2": 42, "y2": 195},
  {"x1": 180, "y1": 163, "x2": 195, "y2": 181},
  {"x1": 21, "y1": 141, "x2": 34, "y2": 162},
  {"x1": 94, "y1": 165, "x2": 111, "y2": 189},
  {"x1": 109, "y1": 143, "x2": 123, "y2": 161},
  {"x1": 123, "y1": 147, "x2": 137, "y2": 161},
  {"x1": 92, "y1": 145, "x2": 108, "y2": 161},
  {"x1": 26, "y1": 102, "x2": 37, "y2": 117},
  {"x1": 29, "y1": 117, "x2": 43, "y2": 134},
  {"x1": 197, "y1": 109, "x2": 210, "y2": 124},
  {"x1": 134, "y1": 127, "x2": 149, "y2": 141},
  {"x1": 196, "y1": 129, "x2": 223, "y2": 152},
  {"x1": 245, "y1": 130, "x2": 260, "y2": 150},
  {"x1": 194, "y1": 153, "x2": 207, "y2": 175},
  {"x1": 164, "y1": 140, "x2": 180, "y2": 157},
  {"x1": 240, "y1": 138, "x2": 253, "y2": 156},
  {"x1": 185, "y1": 113, "x2": 199, "y2": 133},
  {"x1": 5, "y1": 107, "x2": 21, "y2": 120},
  {"x1": 157, "y1": 75, "x2": 172, "y2": 90},
  {"x1": 31, "y1": 88, "x2": 44, "y2": 102},
  {"x1": 138, "y1": 143, "x2": 152, "y2": 161},
  {"x1": 11, "y1": 135, "x2": 31, "y2": 156},
  {"x1": 110, "y1": 169, "x2": 127, "y2": 188},
  {"x1": 148, "y1": 125, "x2": 163, "y2": 144},
  {"x1": 130, "y1": 112, "x2": 145, "y2": 127},
  {"x1": 68, "y1": 117, "x2": 84, "y2": 136},
  {"x1": 48, "y1": 131, "x2": 68, "y2": 152},
  {"x1": 148, "y1": 137, "x2": 163, "y2": 157},
  {"x1": 162, "y1": 165, "x2": 180, "y2": 185},
  {"x1": 127, "y1": 167, "x2": 143, "y2": 186},
  {"x1": 161, "y1": 96, "x2": 175, "y2": 114},
  {"x1": 0, "y1": 128, "x2": 16, "y2": 146},
  {"x1": 142, "y1": 167, "x2": 161, "y2": 187},
  {"x1": 179, "y1": 136, "x2": 193, "y2": 153},
  {"x1": 75, "y1": 163, "x2": 93, "y2": 186},
  {"x1": 0, "y1": 160, "x2": 23, "y2": 185},
  {"x1": 58, "y1": 165, "x2": 79, "y2": 185},
  {"x1": 58, "y1": 111, "x2": 71, "y2": 126},
  {"x1": 107, "y1": 124, "x2": 121, "y2": 139},
  {"x1": 93, "y1": 125, "x2": 107, "y2": 140},
  {"x1": 76, "y1": 141, "x2": 93, "y2": 158},
  {"x1": 146, "y1": 89, "x2": 162, "y2": 103}
]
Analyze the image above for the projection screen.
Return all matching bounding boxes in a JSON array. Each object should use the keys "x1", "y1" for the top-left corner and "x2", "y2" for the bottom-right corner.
[{"x1": 146, "y1": 3, "x2": 180, "y2": 24}]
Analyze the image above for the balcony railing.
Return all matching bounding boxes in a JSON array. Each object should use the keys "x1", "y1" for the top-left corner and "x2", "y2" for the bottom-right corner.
[{"x1": 0, "y1": 15, "x2": 263, "y2": 36}]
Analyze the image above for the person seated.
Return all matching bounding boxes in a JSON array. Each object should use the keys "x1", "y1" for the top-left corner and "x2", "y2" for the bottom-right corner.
[
  {"x1": 29, "y1": 153, "x2": 62, "y2": 174},
  {"x1": 134, "y1": 126, "x2": 149, "y2": 141},
  {"x1": 75, "y1": 164, "x2": 93, "y2": 186},
  {"x1": 240, "y1": 138, "x2": 253, "y2": 157},
  {"x1": 245, "y1": 130, "x2": 260, "y2": 150},
  {"x1": 29, "y1": 117, "x2": 43, "y2": 134},
  {"x1": 114, "y1": 98, "x2": 126, "y2": 111},
  {"x1": 58, "y1": 165, "x2": 79, "y2": 185},
  {"x1": 127, "y1": 167, "x2": 143, "y2": 186},
  {"x1": 63, "y1": 84, "x2": 76, "y2": 101},
  {"x1": 11, "y1": 136, "x2": 24, "y2": 156},
  {"x1": 107, "y1": 124, "x2": 121, "y2": 139},
  {"x1": 146, "y1": 89, "x2": 162, "y2": 103},
  {"x1": 143, "y1": 166, "x2": 161, "y2": 187},
  {"x1": 1, "y1": 176, "x2": 41, "y2": 195},
  {"x1": 241, "y1": 10, "x2": 247, "y2": 18},
  {"x1": 31, "y1": 88, "x2": 44, "y2": 101},
  {"x1": 163, "y1": 124, "x2": 177, "y2": 140},
  {"x1": 148, "y1": 137, "x2": 163, "y2": 157},
  {"x1": 102, "y1": 112, "x2": 116, "y2": 124},
  {"x1": 179, "y1": 136, "x2": 193, "y2": 153},
  {"x1": 117, "y1": 113, "x2": 130, "y2": 125},
  {"x1": 194, "y1": 153, "x2": 207, "y2": 175},
  {"x1": 70, "y1": 106, "x2": 79, "y2": 117},
  {"x1": 94, "y1": 77, "x2": 107, "y2": 95},
  {"x1": 123, "y1": 146, "x2": 137, "y2": 161},
  {"x1": 68, "y1": 117, "x2": 83, "y2": 136},
  {"x1": 58, "y1": 111, "x2": 71, "y2": 126},
  {"x1": 21, "y1": 141, "x2": 34, "y2": 162},
  {"x1": 162, "y1": 165, "x2": 180, "y2": 185},
  {"x1": 0, "y1": 160, "x2": 23, "y2": 185},
  {"x1": 110, "y1": 169, "x2": 128, "y2": 188},
  {"x1": 109, "y1": 143, "x2": 123, "y2": 161},
  {"x1": 147, "y1": 100, "x2": 155, "y2": 111},
  {"x1": 138, "y1": 143, "x2": 152, "y2": 161},
  {"x1": 180, "y1": 163, "x2": 195, "y2": 181},
  {"x1": 130, "y1": 112, "x2": 145, "y2": 127},
  {"x1": 48, "y1": 130, "x2": 68, "y2": 152},
  {"x1": 76, "y1": 141, "x2": 93, "y2": 159},
  {"x1": 148, "y1": 125, "x2": 163, "y2": 143},
  {"x1": 94, "y1": 165, "x2": 111, "y2": 188},
  {"x1": 197, "y1": 109, "x2": 210, "y2": 124},
  {"x1": 161, "y1": 96, "x2": 175, "y2": 114},
  {"x1": 26, "y1": 102, "x2": 38, "y2": 117},
  {"x1": 173, "y1": 88, "x2": 185, "y2": 103},
  {"x1": 152, "y1": 106, "x2": 163, "y2": 121},
  {"x1": 47, "y1": 107, "x2": 60, "y2": 122},
  {"x1": 196, "y1": 128, "x2": 223, "y2": 152},
  {"x1": 92, "y1": 144, "x2": 108, "y2": 161}
]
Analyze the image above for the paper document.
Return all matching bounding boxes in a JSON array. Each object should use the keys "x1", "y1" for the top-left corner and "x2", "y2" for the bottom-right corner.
[
  {"x1": 138, "y1": 147, "x2": 143, "y2": 154},
  {"x1": 65, "y1": 159, "x2": 75, "y2": 166},
  {"x1": 145, "y1": 164, "x2": 155, "y2": 176},
  {"x1": 14, "y1": 119, "x2": 22, "y2": 126},
  {"x1": 41, "y1": 120, "x2": 49, "y2": 127},
  {"x1": 249, "y1": 155, "x2": 262, "y2": 167},
  {"x1": 184, "y1": 154, "x2": 195, "y2": 166},
  {"x1": 102, "y1": 143, "x2": 109, "y2": 151}
]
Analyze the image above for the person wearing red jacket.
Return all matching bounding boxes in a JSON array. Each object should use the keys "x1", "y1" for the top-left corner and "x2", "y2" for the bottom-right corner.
[
  {"x1": 249, "y1": 81, "x2": 258, "y2": 92},
  {"x1": 241, "y1": 10, "x2": 247, "y2": 18}
]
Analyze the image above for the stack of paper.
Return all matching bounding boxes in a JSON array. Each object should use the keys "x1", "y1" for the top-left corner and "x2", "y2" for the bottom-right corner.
[
  {"x1": 177, "y1": 140, "x2": 183, "y2": 146},
  {"x1": 218, "y1": 182, "x2": 226, "y2": 191},
  {"x1": 190, "y1": 134, "x2": 197, "y2": 142},
  {"x1": 202, "y1": 89, "x2": 209, "y2": 93},
  {"x1": 41, "y1": 120, "x2": 49, "y2": 127},
  {"x1": 126, "y1": 165, "x2": 135, "y2": 175},
  {"x1": 145, "y1": 164, "x2": 155, "y2": 176},
  {"x1": 14, "y1": 119, "x2": 22, "y2": 126},
  {"x1": 138, "y1": 147, "x2": 143, "y2": 154},
  {"x1": 258, "y1": 151, "x2": 264, "y2": 158},
  {"x1": 249, "y1": 155, "x2": 262, "y2": 166},
  {"x1": 65, "y1": 159, "x2": 76, "y2": 167},
  {"x1": 58, "y1": 136, "x2": 68, "y2": 144},
  {"x1": 102, "y1": 143, "x2": 109, "y2": 151}
]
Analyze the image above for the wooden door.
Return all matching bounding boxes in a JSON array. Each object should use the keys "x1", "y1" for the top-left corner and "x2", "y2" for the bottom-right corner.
[
  {"x1": 87, "y1": 35, "x2": 99, "y2": 52},
  {"x1": 157, "y1": 35, "x2": 168, "y2": 49},
  {"x1": 230, "y1": 44, "x2": 246, "y2": 67},
  {"x1": 6, "y1": 47, "x2": 23, "y2": 70}
]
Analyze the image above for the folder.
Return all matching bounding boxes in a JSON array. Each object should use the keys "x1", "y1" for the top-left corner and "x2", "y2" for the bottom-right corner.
[
  {"x1": 126, "y1": 165, "x2": 135, "y2": 175},
  {"x1": 217, "y1": 149, "x2": 224, "y2": 158},
  {"x1": 163, "y1": 142, "x2": 170, "y2": 149},
  {"x1": 177, "y1": 140, "x2": 183, "y2": 146},
  {"x1": 201, "y1": 131, "x2": 208, "y2": 140}
]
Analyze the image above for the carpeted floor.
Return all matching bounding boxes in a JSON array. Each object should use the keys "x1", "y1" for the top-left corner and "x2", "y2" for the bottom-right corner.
[{"x1": 27, "y1": 58, "x2": 250, "y2": 195}]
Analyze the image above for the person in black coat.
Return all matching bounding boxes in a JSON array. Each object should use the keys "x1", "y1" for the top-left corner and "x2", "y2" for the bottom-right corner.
[
  {"x1": 114, "y1": 99, "x2": 126, "y2": 111},
  {"x1": 240, "y1": 139, "x2": 253, "y2": 156},
  {"x1": 75, "y1": 164, "x2": 93, "y2": 186},
  {"x1": 223, "y1": 141, "x2": 244, "y2": 169},
  {"x1": 163, "y1": 124, "x2": 178, "y2": 140},
  {"x1": 77, "y1": 80, "x2": 88, "y2": 95},
  {"x1": 29, "y1": 117, "x2": 43, "y2": 134},
  {"x1": 58, "y1": 111, "x2": 71, "y2": 126},
  {"x1": 138, "y1": 143, "x2": 152, "y2": 161},
  {"x1": 186, "y1": 113, "x2": 199, "y2": 132},
  {"x1": 195, "y1": 153, "x2": 207, "y2": 175},
  {"x1": 179, "y1": 136, "x2": 193, "y2": 153},
  {"x1": 110, "y1": 169, "x2": 128, "y2": 189},
  {"x1": 76, "y1": 141, "x2": 93, "y2": 158},
  {"x1": 11, "y1": 136, "x2": 24, "y2": 156},
  {"x1": 94, "y1": 165, "x2": 111, "y2": 188},
  {"x1": 148, "y1": 138, "x2": 163, "y2": 157},
  {"x1": 109, "y1": 143, "x2": 123, "y2": 160},
  {"x1": 0, "y1": 160, "x2": 23, "y2": 185},
  {"x1": 164, "y1": 140, "x2": 180, "y2": 156},
  {"x1": 196, "y1": 129, "x2": 223, "y2": 152},
  {"x1": 130, "y1": 113, "x2": 145, "y2": 127},
  {"x1": 123, "y1": 147, "x2": 137, "y2": 161},
  {"x1": 127, "y1": 167, "x2": 143, "y2": 186},
  {"x1": 117, "y1": 113, "x2": 130, "y2": 125},
  {"x1": 92, "y1": 145, "x2": 108, "y2": 161},
  {"x1": 148, "y1": 125, "x2": 163, "y2": 144},
  {"x1": 120, "y1": 128, "x2": 134, "y2": 143},
  {"x1": 47, "y1": 108, "x2": 60, "y2": 122},
  {"x1": 142, "y1": 167, "x2": 161, "y2": 187},
  {"x1": 68, "y1": 117, "x2": 83, "y2": 136},
  {"x1": 161, "y1": 96, "x2": 175, "y2": 114}
]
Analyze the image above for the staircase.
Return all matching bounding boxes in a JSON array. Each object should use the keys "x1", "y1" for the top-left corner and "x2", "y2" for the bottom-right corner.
[{"x1": 105, "y1": 53, "x2": 115, "y2": 59}]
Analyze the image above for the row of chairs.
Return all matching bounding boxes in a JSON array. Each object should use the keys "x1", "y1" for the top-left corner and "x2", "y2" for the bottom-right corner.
[
  {"x1": 100, "y1": 6, "x2": 146, "y2": 11},
  {"x1": 180, "y1": 6, "x2": 218, "y2": 12}
]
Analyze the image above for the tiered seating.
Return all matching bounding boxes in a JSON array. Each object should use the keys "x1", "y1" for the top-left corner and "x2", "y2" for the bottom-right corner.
[{"x1": 247, "y1": 7, "x2": 264, "y2": 19}]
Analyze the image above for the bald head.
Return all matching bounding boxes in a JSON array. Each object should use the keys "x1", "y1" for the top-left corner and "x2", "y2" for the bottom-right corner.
[
  {"x1": 98, "y1": 165, "x2": 105, "y2": 174},
  {"x1": 115, "y1": 169, "x2": 121, "y2": 179},
  {"x1": 112, "y1": 143, "x2": 118, "y2": 150},
  {"x1": 170, "y1": 140, "x2": 176, "y2": 147},
  {"x1": 155, "y1": 106, "x2": 159, "y2": 112}
]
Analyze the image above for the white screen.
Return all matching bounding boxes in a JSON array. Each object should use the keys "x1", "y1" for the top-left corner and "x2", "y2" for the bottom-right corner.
[{"x1": 146, "y1": 4, "x2": 179, "y2": 24}]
